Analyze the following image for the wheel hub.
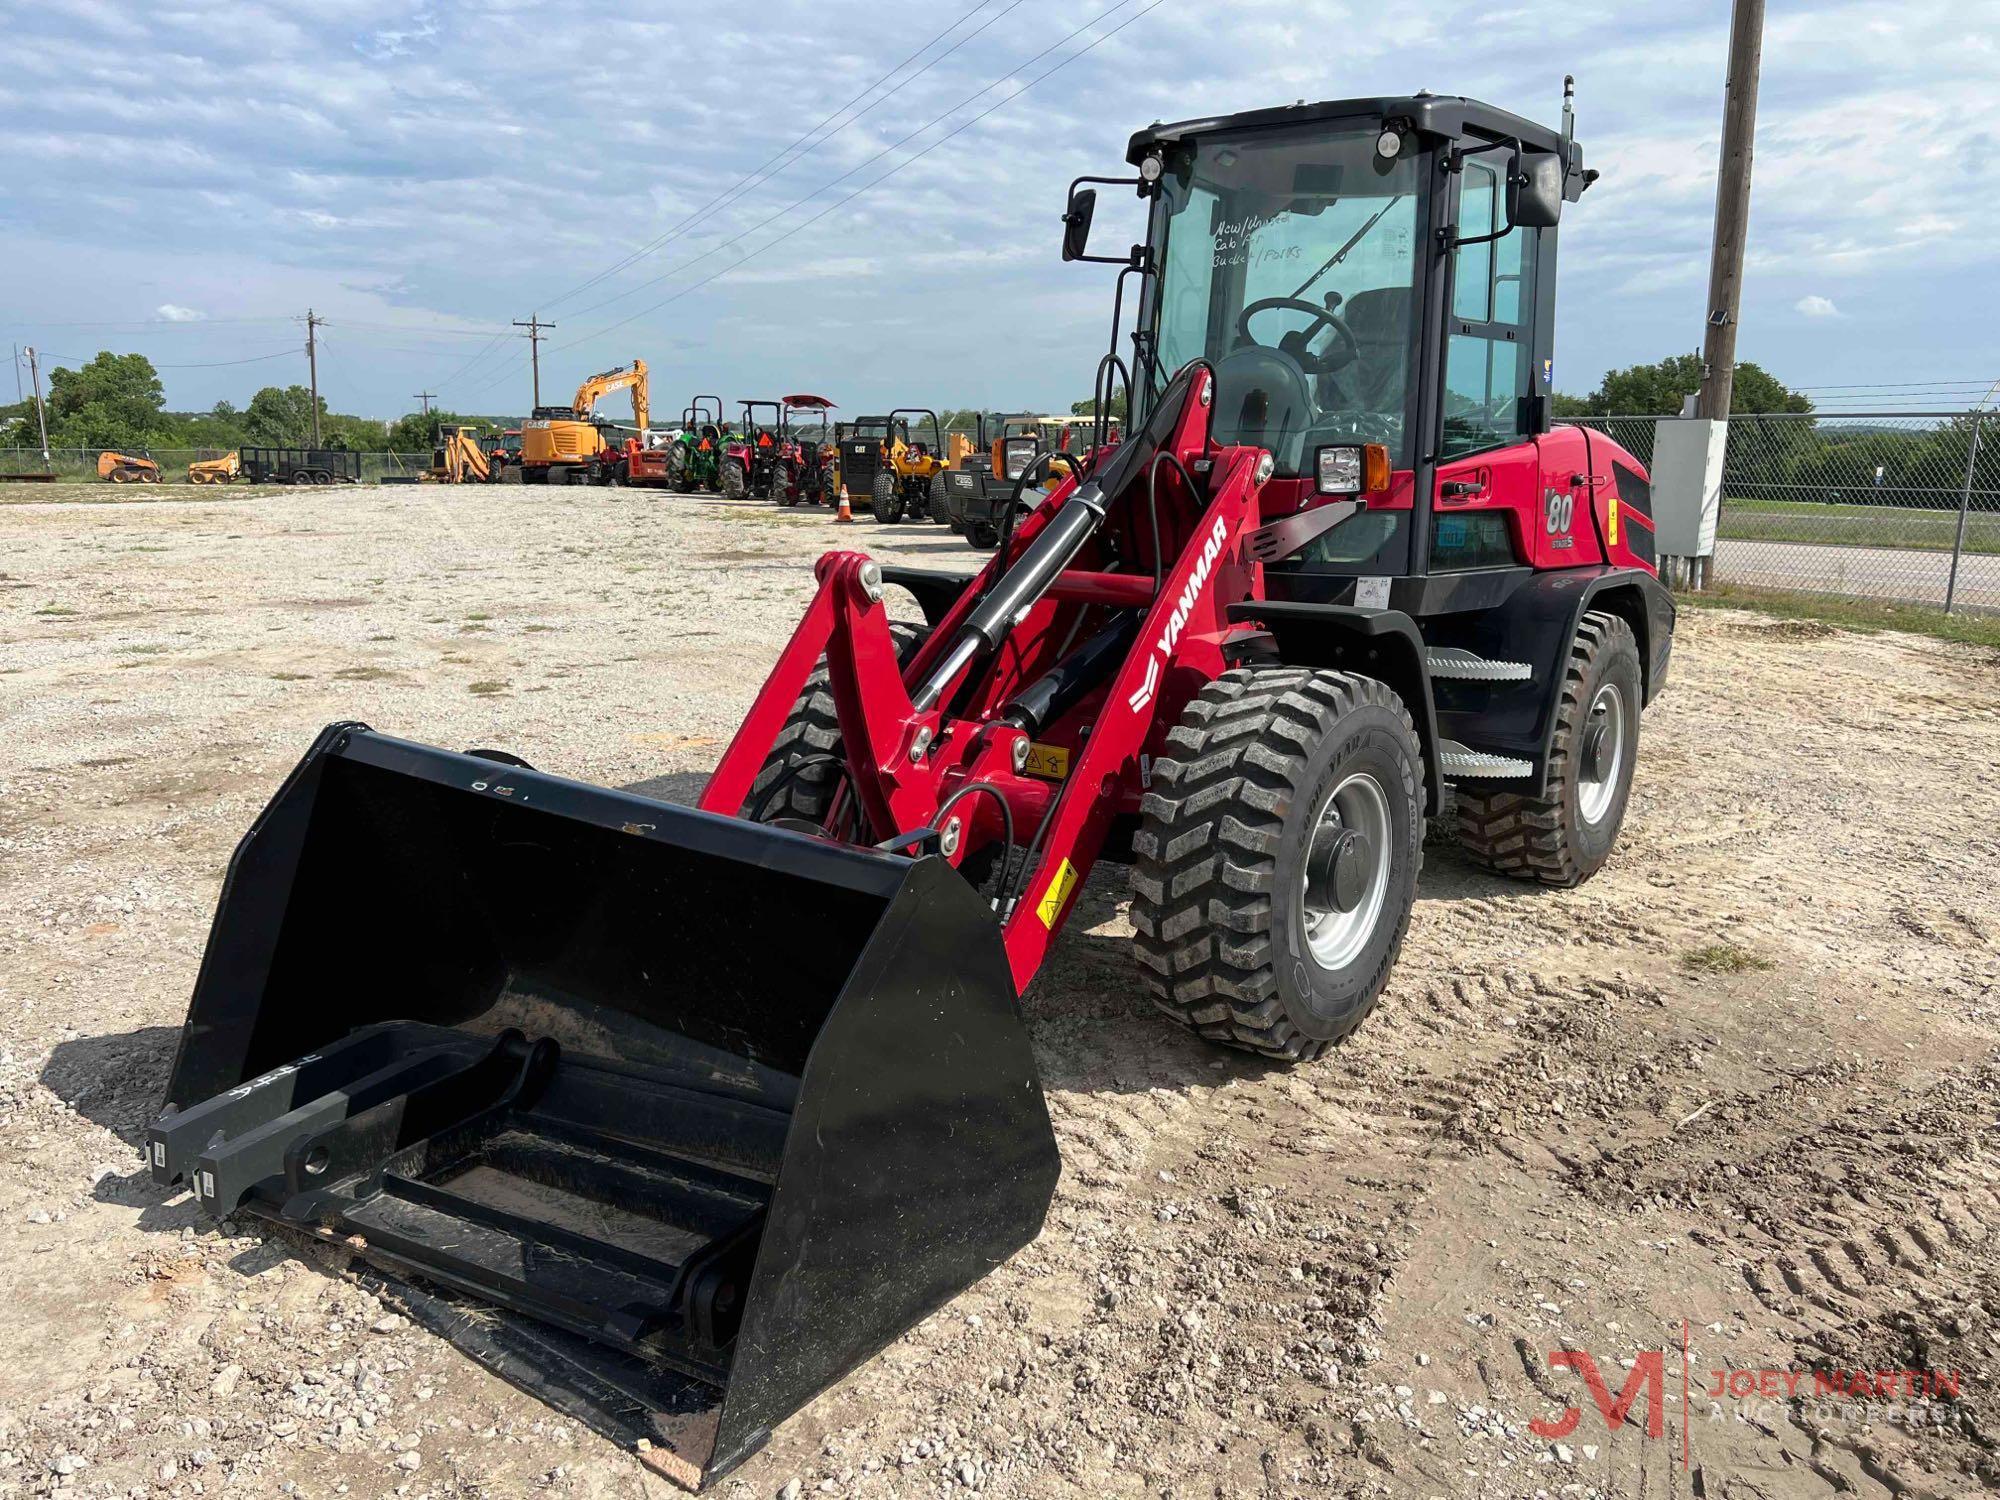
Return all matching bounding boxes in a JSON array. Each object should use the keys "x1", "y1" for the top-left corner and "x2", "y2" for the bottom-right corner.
[
  {"x1": 1300, "y1": 772, "x2": 1394, "y2": 971},
  {"x1": 1307, "y1": 827, "x2": 1373, "y2": 914},
  {"x1": 1582, "y1": 722, "x2": 1611, "y2": 782},
  {"x1": 1576, "y1": 682, "x2": 1628, "y2": 826}
]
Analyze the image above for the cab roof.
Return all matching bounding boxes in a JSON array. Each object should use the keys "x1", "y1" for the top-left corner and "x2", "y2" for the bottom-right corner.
[{"x1": 1127, "y1": 93, "x2": 1566, "y2": 163}]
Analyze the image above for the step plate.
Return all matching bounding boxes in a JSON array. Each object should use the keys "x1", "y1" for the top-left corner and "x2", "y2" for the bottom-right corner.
[
  {"x1": 1437, "y1": 739, "x2": 1534, "y2": 780},
  {"x1": 1426, "y1": 648, "x2": 1533, "y2": 682}
]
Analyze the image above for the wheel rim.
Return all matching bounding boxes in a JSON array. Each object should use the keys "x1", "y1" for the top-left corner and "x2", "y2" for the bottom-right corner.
[
  {"x1": 1300, "y1": 771, "x2": 1393, "y2": 971},
  {"x1": 1576, "y1": 682, "x2": 1627, "y2": 825}
]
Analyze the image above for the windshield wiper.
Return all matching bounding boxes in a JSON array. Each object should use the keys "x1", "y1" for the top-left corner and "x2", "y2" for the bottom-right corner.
[{"x1": 1291, "y1": 194, "x2": 1405, "y2": 300}]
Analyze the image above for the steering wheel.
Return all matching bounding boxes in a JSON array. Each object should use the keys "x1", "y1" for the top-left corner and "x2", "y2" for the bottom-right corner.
[{"x1": 1235, "y1": 296, "x2": 1362, "y2": 373}]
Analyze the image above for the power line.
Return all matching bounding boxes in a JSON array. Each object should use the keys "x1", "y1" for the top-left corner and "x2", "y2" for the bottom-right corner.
[
  {"x1": 151, "y1": 348, "x2": 302, "y2": 370},
  {"x1": 549, "y1": 0, "x2": 1139, "y2": 333},
  {"x1": 519, "y1": 0, "x2": 1164, "y2": 368},
  {"x1": 429, "y1": 328, "x2": 515, "y2": 397},
  {"x1": 537, "y1": 0, "x2": 1024, "y2": 316}
]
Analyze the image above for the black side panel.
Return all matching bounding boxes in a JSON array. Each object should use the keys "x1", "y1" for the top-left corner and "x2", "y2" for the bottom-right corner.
[
  {"x1": 162, "y1": 721, "x2": 364, "y2": 1107},
  {"x1": 714, "y1": 857, "x2": 1060, "y2": 1473},
  {"x1": 1225, "y1": 602, "x2": 1444, "y2": 815}
]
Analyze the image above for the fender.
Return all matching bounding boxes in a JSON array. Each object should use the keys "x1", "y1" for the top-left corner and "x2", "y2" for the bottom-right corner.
[{"x1": 1224, "y1": 601, "x2": 1445, "y2": 815}]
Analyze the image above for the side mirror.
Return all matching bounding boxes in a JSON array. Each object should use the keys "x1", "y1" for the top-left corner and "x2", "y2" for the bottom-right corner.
[
  {"x1": 1061, "y1": 187, "x2": 1097, "y2": 262},
  {"x1": 1508, "y1": 150, "x2": 1563, "y2": 229}
]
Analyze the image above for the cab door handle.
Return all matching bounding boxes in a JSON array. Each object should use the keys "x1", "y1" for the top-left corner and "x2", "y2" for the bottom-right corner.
[{"x1": 1440, "y1": 480, "x2": 1482, "y2": 501}]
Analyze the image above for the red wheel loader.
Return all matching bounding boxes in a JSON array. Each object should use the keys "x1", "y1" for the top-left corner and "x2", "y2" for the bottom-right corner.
[{"x1": 150, "y1": 85, "x2": 1671, "y2": 1490}]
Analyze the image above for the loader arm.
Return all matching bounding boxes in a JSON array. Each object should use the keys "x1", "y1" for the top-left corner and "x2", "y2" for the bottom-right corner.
[
  {"x1": 571, "y1": 358, "x2": 650, "y2": 440},
  {"x1": 702, "y1": 363, "x2": 1269, "y2": 995}
]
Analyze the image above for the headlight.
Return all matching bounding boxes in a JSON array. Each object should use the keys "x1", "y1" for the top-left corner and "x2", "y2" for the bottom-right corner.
[
  {"x1": 1316, "y1": 446, "x2": 1363, "y2": 494},
  {"x1": 1317, "y1": 444, "x2": 1392, "y2": 496}
]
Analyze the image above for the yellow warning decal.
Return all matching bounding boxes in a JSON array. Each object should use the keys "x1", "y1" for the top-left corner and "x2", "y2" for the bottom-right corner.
[
  {"x1": 1607, "y1": 495, "x2": 1620, "y2": 547},
  {"x1": 1036, "y1": 858, "x2": 1080, "y2": 929},
  {"x1": 1023, "y1": 742, "x2": 1070, "y2": 780}
]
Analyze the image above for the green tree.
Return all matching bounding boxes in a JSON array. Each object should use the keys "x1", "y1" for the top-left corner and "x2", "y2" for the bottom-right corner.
[
  {"x1": 1571, "y1": 353, "x2": 1811, "y2": 417},
  {"x1": 243, "y1": 384, "x2": 329, "y2": 446},
  {"x1": 385, "y1": 408, "x2": 474, "y2": 452},
  {"x1": 1070, "y1": 390, "x2": 1129, "y2": 422},
  {"x1": 44, "y1": 351, "x2": 173, "y2": 447}
]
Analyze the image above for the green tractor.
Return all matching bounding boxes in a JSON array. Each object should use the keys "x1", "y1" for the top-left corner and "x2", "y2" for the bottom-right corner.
[{"x1": 666, "y1": 395, "x2": 729, "y2": 493}]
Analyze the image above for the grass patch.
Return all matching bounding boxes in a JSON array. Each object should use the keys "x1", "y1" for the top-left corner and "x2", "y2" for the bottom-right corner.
[
  {"x1": 270, "y1": 671, "x2": 312, "y2": 682},
  {"x1": 464, "y1": 611, "x2": 492, "y2": 622},
  {"x1": 333, "y1": 665, "x2": 394, "y2": 681},
  {"x1": 1685, "y1": 582, "x2": 2000, "y2": 649},
  {"x1": 459, "y1": 623, "x2": 490, "y2": 633},
  {"x1": 524, "y1": 623, "x2": 557, "y2": 633},
  {"x1": 35, "y1": 604, "x2": 79, "y2": 616},
  {"x1": 120, "y1": 644, "x2": 170, "y2": 655},
  {"x1": 468, "y1": 679, "x2": 509, "y2": 696},
  {"x1": 366, "y1": 633, "x2": 396, "y2": 642},
  {"x1": 1678, "y1": 942, "x2": 1776, "y2": 977},
  {"x1": 1718, "y1": 497, "x2": 2000, "y2": 556}
]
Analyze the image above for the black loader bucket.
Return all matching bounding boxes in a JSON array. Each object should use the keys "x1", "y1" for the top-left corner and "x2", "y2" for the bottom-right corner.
[{"x1": 149, "y1": 723, "x2": 1060, "y2": 1490}]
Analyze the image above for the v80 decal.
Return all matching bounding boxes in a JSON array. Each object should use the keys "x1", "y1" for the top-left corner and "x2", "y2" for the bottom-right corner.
[{"x1": 1129, "y1": 516, "x2": 1232, "y2": 712}]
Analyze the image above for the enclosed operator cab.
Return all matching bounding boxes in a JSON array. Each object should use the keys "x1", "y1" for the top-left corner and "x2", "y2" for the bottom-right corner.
[{"x1": 1095, "y1": 90, "x2": 1673, "y2": 787}]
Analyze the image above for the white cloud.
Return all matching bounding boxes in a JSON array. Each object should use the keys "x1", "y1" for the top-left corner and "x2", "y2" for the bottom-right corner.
[{"x1": 0, "y1": 0, "x2": 1992, "y2": 414}]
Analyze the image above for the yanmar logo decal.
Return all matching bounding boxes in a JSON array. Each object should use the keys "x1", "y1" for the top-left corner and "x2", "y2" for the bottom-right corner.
[{"x1": 1128, "y1": 516, "x2": 1231, "y2": 712}]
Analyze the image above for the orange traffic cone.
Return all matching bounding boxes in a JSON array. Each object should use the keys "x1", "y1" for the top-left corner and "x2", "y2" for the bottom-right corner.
[{"x1": 834, "y1": 483, "x2": 854, "y2": 523}]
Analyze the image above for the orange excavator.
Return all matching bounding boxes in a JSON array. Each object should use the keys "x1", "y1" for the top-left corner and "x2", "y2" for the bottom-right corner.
[{"x1": 520, "y1": 360, "x2": 649, "y2": 485}]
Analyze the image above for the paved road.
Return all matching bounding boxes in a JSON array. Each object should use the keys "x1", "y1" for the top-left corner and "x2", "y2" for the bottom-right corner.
[{"x1": 1715, "y1": 536, "x2": 2000, "y2": 611}]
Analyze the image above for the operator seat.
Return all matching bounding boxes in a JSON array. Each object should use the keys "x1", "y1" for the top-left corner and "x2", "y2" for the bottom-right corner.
[{"x1": 1333, "y1": 287, "x2": 1410, "y2": 417}]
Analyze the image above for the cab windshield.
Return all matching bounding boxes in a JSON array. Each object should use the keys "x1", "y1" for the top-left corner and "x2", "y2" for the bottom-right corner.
[{"x1": 1148, "y1": 121, "x2": 1424, "y2": 476}]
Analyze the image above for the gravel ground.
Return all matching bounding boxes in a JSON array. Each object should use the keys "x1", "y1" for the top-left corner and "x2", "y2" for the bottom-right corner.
[{"x1": 3, "y1": 484, "x2": 1999, "y2": 1499}]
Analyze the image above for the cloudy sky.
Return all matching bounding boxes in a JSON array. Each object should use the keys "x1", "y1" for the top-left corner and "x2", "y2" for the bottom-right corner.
[{"x1": 2, "y1": 0, "x2": 1995, "y2": 421}]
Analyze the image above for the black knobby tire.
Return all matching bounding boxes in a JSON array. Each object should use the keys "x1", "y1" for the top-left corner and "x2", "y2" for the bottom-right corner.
[
  {"x1": 871, "y1": 470, "x2": 901, "y2": 523},
  {"x1": 819, "y1": 470, "x2": 836, "y2": 508},
  {"x1": 1455, "y1": 610, "x2": 1641, "y2": 887},
  {"x1": 965, "y1": 519, "x2": 1000, "y2": 551},
  {"x1": 720, "y1": 460, "x2": 746, "y2": 500},
  {"x1": 744, "y1": 622, "x2": 929, "y2": 826},
  {"x1": 1131, "y1": 667, "x2": 1426, "y2": 1062},
  {"x1": 928, "y1": 472, "x2": 950, "y2": 524}
]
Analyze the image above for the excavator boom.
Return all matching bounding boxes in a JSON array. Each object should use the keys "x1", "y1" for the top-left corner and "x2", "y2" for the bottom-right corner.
[{"x1": 571, "y1": 358, "x2": 649, "y2": 440}]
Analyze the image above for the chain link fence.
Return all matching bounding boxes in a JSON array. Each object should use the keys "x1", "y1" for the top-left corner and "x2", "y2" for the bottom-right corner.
[
  {"x1": 0, "y1": 448, "x2": 435, "y2": 483},
  {"x1": 1574, "y1": 411, "x2": 1999, "y2": 614}
]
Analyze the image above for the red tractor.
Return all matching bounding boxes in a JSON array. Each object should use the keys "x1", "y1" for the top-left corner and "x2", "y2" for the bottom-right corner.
[
  {"x1": 764, "y1": 394, "x2": 838, "y2": 506},
  {"x1": 150, "y1": 87, "x2": 1668, "y2": 1489}
]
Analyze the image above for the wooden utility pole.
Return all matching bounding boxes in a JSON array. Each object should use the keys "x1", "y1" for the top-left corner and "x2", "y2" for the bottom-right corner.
[
  {"x1": 513, "y1": 315, "x2": 553, "y2": 407},
  {"x1": 413, "y1": 391, "x2": 436, "y2": 417},
  {"x1": 1695, "y1": 0, "x2": 1765, "y2": 422},
  {"x1": 25, "y1": 345, "x2": 51, "y2": 469},
  {"x1": 304, "y1": 308, "x2": 324, "y2": 445}
]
